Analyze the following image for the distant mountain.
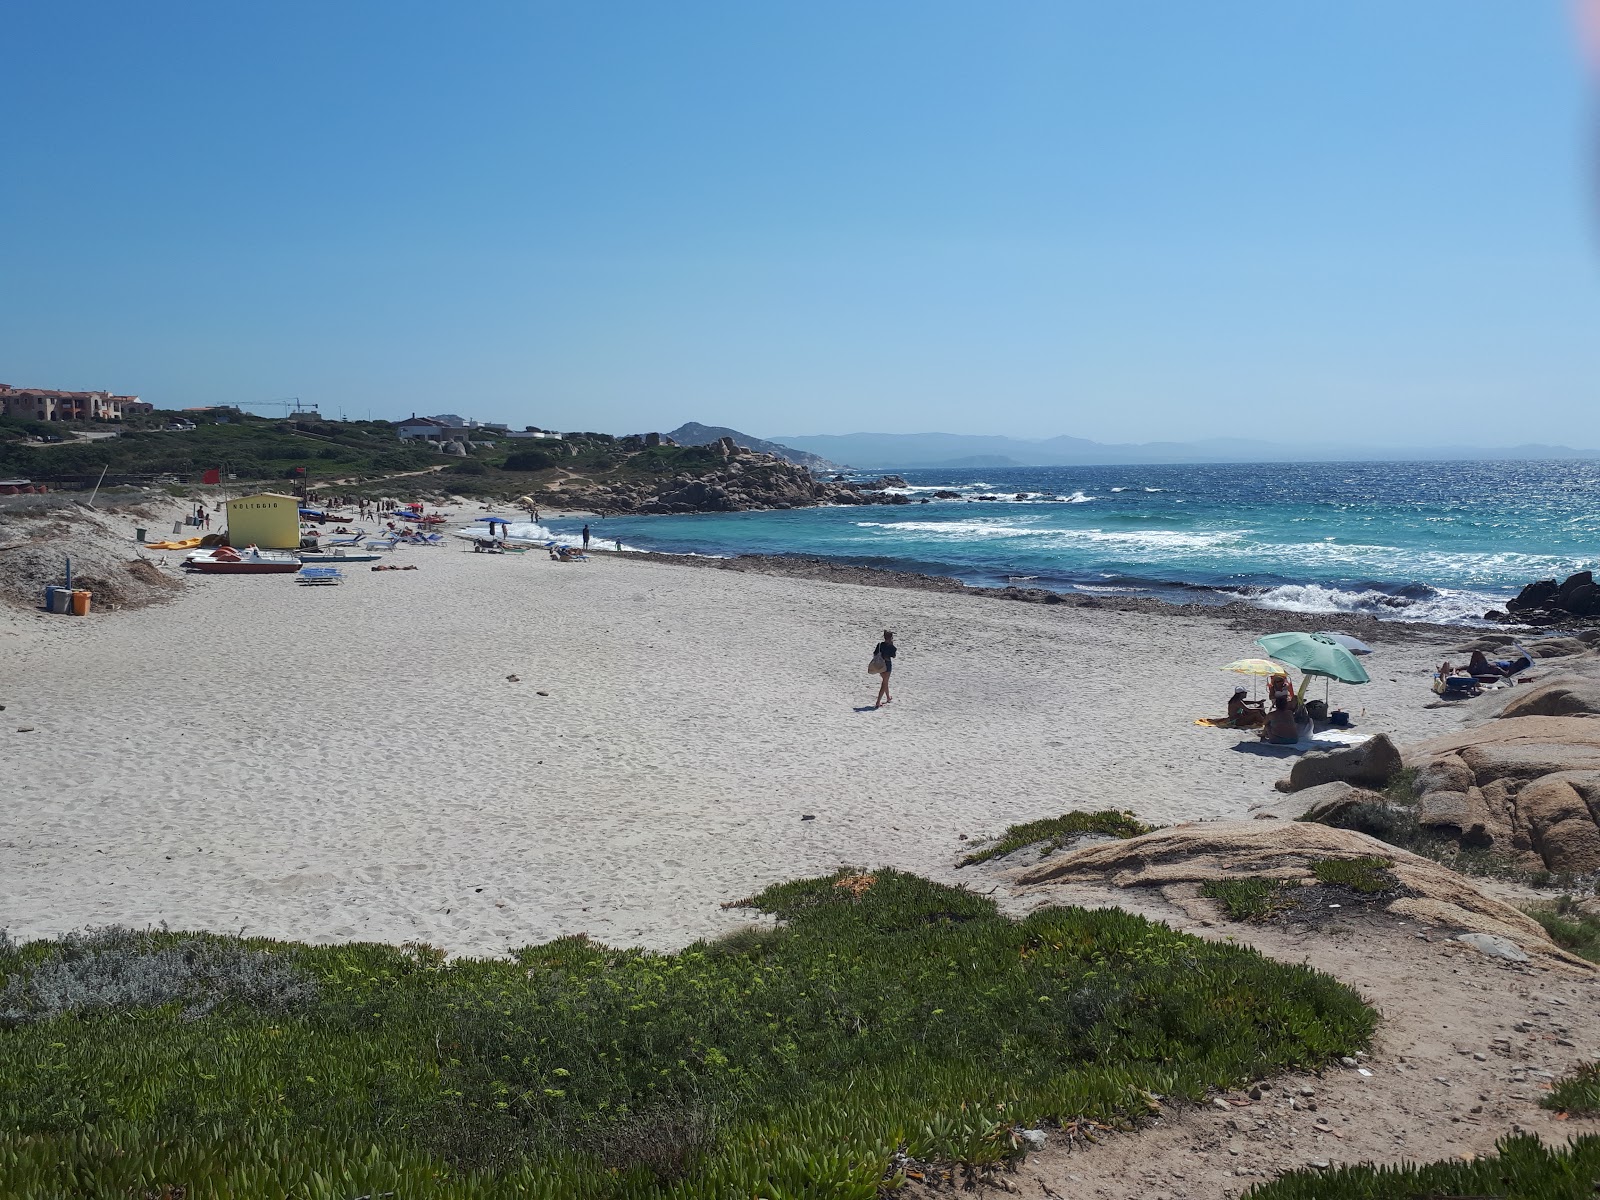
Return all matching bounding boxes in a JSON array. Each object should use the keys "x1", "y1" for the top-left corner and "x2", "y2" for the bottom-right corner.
[
  {"x1": 667, "y1": 423, "x2": 839, "y2": 470},
  {"x1": 765, "y1": 431, "x2": 1600, "y2": 469}
]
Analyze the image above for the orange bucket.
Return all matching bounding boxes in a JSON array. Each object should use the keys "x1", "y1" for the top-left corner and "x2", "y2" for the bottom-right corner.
[{"x1": 70, "y1": 590, "x2": 92, "y2": 616}]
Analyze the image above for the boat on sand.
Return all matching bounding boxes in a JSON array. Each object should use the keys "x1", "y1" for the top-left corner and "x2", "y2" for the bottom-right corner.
[{"x1": 184, "y1": 547, "x2": 300, "y2": 574}]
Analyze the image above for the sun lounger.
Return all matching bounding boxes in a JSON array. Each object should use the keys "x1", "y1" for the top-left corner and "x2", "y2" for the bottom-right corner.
[
  {"x1": 297, "y1": 567, "x2": 344, "y2": 586},
  {"x1": 327, "y1": 531, "x2": 366, "y2": 546}
]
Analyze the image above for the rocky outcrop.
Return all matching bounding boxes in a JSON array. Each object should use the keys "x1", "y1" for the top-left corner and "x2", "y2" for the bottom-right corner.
[
  {"x1": 1273, "y1": 733, "x2": 1402, "y2": 794},
  {"x1": 1403, "y1": 715, "x2": 1600, "y2": 874},
  {"x1": 1249, "y1": 781, "x2": 1383, "y2": 822},
  {"x1": 1487, "y1": 570, "x2": 1600, "y2": 624},
  {"x1": 1013, "y1": 821, "x2": 1592, "y2": 970},
  {"x1": 520, "y1": 449, "x2": 917, "y2": 516}
]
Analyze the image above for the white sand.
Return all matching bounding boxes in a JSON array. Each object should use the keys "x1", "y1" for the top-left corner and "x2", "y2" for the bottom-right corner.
[{"x1": 1, "y1": 524, "x2": 1467, "y2": 955}]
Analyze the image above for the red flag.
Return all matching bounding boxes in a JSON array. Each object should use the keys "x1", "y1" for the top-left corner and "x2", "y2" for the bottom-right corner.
[{"x1": 201, "y1": 467, "x2": 221, "y2": 485}]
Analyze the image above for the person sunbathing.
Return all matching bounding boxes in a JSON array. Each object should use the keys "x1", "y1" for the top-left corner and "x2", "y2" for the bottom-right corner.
[
  {"x1": 1258, "y1": 701, "x2": 1300, "y2": 745},
  {"x1": 1227, "y1": 688, "x2": 1266, "y2": 727},
  {"x1": 1467, "y1": 650, "x2": 1509, "y2": 679}
]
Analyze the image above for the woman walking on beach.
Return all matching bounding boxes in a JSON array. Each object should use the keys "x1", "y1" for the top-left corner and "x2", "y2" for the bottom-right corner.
[{"x1": 870, "y1": 630, "x2": 896, "y2": 708}]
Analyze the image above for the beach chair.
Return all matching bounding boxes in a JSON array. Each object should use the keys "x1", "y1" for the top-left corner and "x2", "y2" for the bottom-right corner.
[
  {"x1": 364, "y1": 536, "x2": 401, "y2": 552},
  {"x1": 327, "y1": 530, "x2": 366, "y2": 546},
  {"x1": 297, "y1": 567, "x2": 344, "y2": 586}
]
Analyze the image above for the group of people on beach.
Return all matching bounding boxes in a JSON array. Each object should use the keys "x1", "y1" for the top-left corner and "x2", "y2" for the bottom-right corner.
[{"x1": 1225, "y1": 672, "x2": 1310, "y2": 745}]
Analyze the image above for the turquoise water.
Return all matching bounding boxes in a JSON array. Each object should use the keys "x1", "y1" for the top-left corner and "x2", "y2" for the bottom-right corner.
[{"x1": 514, "y1": 461, "x2": 1600, "y2": 625}]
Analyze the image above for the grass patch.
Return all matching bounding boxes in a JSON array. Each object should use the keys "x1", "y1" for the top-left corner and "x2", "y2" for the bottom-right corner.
[
  {"x1": 0, "y1": 869, "x2": 1372, "y2": 1198},
  {"x1": 1201, "y1": 878, "x2": 1300, "y2": 922},
  {"x1": 959, "y1": 810, "x2": 1154, "y2": 866},
  {"x1": 1545, "y1": 1062, "x2": 1600, "y2": 1117},
  {"x1": 1525, "y1": 895, "x2": 1600, "y2": 963},
  {"x1": 1246, "y1": 1132, "x2": 1600, "y2": 1197},
  {"x1": 1309, "y1": 856, "x2": 1393, "y2": 895}
]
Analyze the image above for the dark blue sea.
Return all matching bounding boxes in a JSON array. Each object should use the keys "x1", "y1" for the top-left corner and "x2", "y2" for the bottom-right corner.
[{"x1": 502, "y1": 461, "x2": 1600, "y2": 626}]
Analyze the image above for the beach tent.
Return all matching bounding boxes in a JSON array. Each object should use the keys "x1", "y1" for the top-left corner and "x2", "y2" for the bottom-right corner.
[{"x1": 224, "y1": 493, "x2": 302, "y2": 549}]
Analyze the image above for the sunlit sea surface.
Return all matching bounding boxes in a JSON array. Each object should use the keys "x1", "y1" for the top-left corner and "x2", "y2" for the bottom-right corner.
[{"x1": 486, "y1": 461, "x2": 1600, "y2": 626}]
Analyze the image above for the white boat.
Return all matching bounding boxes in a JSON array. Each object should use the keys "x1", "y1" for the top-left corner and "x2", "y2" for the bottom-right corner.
[{"x1": 299, "y1": 550, "x2": 382, "y2": 562}]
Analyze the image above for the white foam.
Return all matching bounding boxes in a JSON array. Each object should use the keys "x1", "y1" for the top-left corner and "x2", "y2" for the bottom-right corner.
[
  {"x1": 1065, "y1": 491, "x2": 1096, "y2": 503},
  {"x1": 855, "y1": 520, "x2": 1249, "y2": 551},
  {"x1": 1253, "y1": 583, "x2": 1504, "y2": 625}
]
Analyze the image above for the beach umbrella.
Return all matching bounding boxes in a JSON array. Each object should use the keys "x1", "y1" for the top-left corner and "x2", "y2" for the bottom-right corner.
[
  {"x1": 1255, "y1": 632, "x2": 1370, "y2": 700},
  {"x1": 1221, "y1": 658, "x2": 1282, "y2": 676},
  {"x1": 1316, "y1": 631, "x2": 1373, "y2": 656}
]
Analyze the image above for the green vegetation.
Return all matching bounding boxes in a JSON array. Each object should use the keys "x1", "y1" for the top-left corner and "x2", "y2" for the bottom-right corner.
[
  {"x1": 1309, "y1": 856, "x2": 1393, "y2": 895},
  {"x1": 0, "y1": 870, "x2": 1374, "y2": 1198},
  {"x1": 959, "y1": 810, "x2": 1154, "y2": 866},
  {"x1": 1546, "y1": 1061, "x2": 1600, "y2": 1117},
  {"x1": 1246, "y1": 1133, "x2": 1600, "y2": 1198},
  {"x1": 1525, "y1": 895, "x2": 1600, "y2": 963},
  {"x1": 1201, "y1": 877, "x2": 1300, "y2": 921},
  {"x1": 0, "y1": 411, "x2": 439, "y2": 485}
]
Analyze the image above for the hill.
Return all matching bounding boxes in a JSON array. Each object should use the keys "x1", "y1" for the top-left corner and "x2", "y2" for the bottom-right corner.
[{"x1": 666, "y1": 423, "x2": 838, "y2": 471}]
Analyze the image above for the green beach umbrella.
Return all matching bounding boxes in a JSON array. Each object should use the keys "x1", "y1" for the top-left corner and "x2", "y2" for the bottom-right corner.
[{"x1": 1255, "y1": 632, "x2": 1371, "y2": 694}]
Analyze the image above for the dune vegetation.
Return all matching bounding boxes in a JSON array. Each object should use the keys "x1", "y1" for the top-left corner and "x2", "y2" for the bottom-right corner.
[{"x1": 0, "y1": 869, "x2": 1374, "y2": 1199}]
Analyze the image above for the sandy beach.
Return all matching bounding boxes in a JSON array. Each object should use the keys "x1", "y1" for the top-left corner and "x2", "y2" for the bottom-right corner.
[{"x1": 1, "y1": 513, "x2": 1469, "y2": 955}]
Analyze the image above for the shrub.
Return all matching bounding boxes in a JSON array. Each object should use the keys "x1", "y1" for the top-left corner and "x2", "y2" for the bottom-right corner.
[
  {"x1": 505, "y1": 450, "x2": 556, "y2": 472},
  {"x1": 449, "y1": 459, "x2": 488, "y2": 475},
  {"x1": 959, "y1": 810, "x2": 1154, "y2": 866},
  {"x1": 1246, "y1": 1132, "x2": 1600, "y2": 1198},
  {"x1": 1545, "y1": 1061, "x2": 1600, "y2": 1117},
  {"x1": 1525, "y1": 896, "x2": 1600, "y2": 963},
  {"x1": 0, "y1": 927, "x2": 317, "y2": 1026},
  {"x1": 1310, "y1": 857, "x2": 1392, "y2": 895},
  {"x1": 1201, "y1": 878, "x2": 1299, "y2": 921}
]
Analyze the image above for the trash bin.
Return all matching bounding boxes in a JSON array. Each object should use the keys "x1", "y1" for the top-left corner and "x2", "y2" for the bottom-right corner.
[
  {"x1": 46, "y1": 586, "x2": 72, "y2": 614},
  {"x1": 135, "y1": 527, "x2": 147, "y2": 543},
  {"x1": 70, "y1": 590, "x2": 92, "y2": 616}
]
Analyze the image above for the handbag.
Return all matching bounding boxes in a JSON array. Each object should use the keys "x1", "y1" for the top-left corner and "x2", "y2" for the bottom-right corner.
[{"x1": 868, "y1": 654, "x2": 885, "y2": 675}]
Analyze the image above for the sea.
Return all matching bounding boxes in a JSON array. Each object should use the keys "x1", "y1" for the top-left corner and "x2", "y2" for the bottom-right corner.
[{"x1": 483, "y1": 460, "x2": 1600, "y2": 627}]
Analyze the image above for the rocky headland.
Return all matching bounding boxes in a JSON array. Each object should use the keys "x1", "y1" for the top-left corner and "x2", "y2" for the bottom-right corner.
[{"x1": 517, "y1": 435, "x2": 912, "y2": 515}]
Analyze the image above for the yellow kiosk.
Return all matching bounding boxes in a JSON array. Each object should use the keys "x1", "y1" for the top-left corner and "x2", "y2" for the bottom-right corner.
[{"x1": 224, "y1": 493, "x2": 301, "y2": 549}]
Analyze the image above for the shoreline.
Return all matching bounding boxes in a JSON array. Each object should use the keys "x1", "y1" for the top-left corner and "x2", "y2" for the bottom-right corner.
[{"x1": 612, "y1": 549, "x2": 1488, "y2": 644}]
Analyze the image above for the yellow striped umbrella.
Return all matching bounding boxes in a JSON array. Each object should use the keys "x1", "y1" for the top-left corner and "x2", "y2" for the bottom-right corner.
[{"x1": 1221, "y1": 658, "x2": 1283, "y2": 676}]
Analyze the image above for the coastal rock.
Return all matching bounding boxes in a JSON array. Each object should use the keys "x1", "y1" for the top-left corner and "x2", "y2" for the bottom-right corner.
[
  {"x1": 1274, "y1": 734, "x2": 1402, "y2": 793},
  {"x1": 1403, "y1": 717, "x2": 1600, "y2": 872},
  {"x1": 1496, "y1": 571, "x2": 1600, "y2": 625},
  {"x1": 1508, "y1": 580, "x2": 1560, "y2": 612},
  {"x1": 1013, "y1": 821, "x2": 1592, "y2": 971},
  {"x1": 1499, "y1": 675, "x2": 1600, "y2": 719},
  {"x1": 1247, "y1": 781, "x2": 1382, "y2": 822}
]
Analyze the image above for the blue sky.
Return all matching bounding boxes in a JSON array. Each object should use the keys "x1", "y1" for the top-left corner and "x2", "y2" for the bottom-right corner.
[{"x1": 3, "y1": 2, "x2": 1597, "y2": 445}]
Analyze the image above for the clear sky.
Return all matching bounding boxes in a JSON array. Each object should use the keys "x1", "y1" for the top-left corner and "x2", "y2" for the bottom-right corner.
[{"x1": 3, "y1": 2, "x2": 1598, "y2": 445}]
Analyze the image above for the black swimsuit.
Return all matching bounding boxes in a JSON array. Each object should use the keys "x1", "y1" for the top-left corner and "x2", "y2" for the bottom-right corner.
[{"x1": 875, "y1": 641, "x2": 897, "y2": 673}]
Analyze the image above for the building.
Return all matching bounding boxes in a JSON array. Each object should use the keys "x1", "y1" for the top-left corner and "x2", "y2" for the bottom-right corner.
[
  {"x1": 396, "y1": 414, "x2": 540, "y2": 443},
  {"x1": 0, "y1": 384, "x2": 148, "y2": 422},
  {"x1": 396, "y1": 415, "x2": 454, "y2": 442},
  {"x1": 223, "y1": 493, "x2": 302, "y2": 549},
  {"x1": 504, "y1": 427, "x2": 562, "y2": 440}
]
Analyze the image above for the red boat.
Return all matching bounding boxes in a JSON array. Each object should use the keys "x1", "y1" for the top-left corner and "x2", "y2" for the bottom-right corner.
[{"x1": 184, "y1": 546, "x2": 301, "y2": 574}]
